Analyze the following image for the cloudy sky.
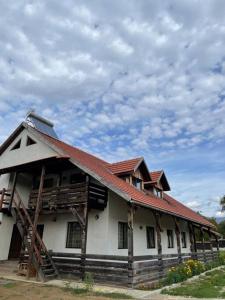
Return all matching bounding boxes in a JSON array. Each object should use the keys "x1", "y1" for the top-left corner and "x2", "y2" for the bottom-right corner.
[{"x1": 0, "y1": 0, "x2": 225, "y2": 218}]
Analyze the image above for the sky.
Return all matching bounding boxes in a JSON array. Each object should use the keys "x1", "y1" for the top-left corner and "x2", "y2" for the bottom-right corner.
[{"x1": 0, "y1": 0, "x2": 225, "y2": 218}]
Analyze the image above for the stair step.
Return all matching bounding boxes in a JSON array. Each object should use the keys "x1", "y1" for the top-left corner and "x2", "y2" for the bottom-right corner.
[
  {"x1": 42, "y1": 268, "x2": 55, "y2": 274},
  {"x1": 45, "y1": 273, "x2": 57, "y2": 278},
  {"x1": 41, "y1": 264, "x2": 52, "y2": 268}
]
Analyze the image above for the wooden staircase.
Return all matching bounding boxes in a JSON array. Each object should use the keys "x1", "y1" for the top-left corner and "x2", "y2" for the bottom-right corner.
[{"x1": 1, "y1": 189, "x2": 58, "y2": 281}]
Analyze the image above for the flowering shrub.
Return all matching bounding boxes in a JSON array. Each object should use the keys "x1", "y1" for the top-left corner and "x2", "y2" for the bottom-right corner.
[
  {"x1": 166, "y1": 259, "x2": 205, "y2": 284},
  {"x1": 163, "y1": 252, "x2": 225, "y2": 286}
]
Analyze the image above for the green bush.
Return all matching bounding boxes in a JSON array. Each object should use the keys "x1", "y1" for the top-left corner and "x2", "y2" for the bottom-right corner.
[
  {"x1": 164, "y1": 253, "x2": 225, "y2": 286},
  {"x1": 165, "y1": 259, "x2": 205, "y2": 284}
]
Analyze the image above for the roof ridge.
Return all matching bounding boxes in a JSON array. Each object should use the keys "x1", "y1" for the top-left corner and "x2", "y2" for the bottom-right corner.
[{"x1": 110, "y1": 157, "x2": 143, "y2": 166}]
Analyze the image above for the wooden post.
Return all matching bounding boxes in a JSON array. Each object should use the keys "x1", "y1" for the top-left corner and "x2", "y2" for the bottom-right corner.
[
  {"x1": 200, "y1": 227, "x2": 206, "y2": 263},
  {"x1": 27, "y1": 165, "x2": 45, "y2": 278},
  {"x1": 128, "y1": 203, "x2": 134, "y2": 287},
  {"x1": 8, "y1": 172, "x2": 18, "y2": 213},
  {"x1": 192, "y1": 225, "x2": 198, "y2": 259},
  {"x1": 153, "y1": 212, "x2": 163, "y2": 272},
  {"x1": 80, "y1": 175, "x2": 89, "y2": 280},
  {"x1": 208, "y1": 230, "x2": 214, "y2": 261},
  {"x1": 174, "y1": 218, "x2": 182, "y2": 263},
  {"x1": 215, "y1": 235, "x2": 220, "y2": 252},
  {"x1": 188, "y1": 223, "x2": 195, "y2": 259}
]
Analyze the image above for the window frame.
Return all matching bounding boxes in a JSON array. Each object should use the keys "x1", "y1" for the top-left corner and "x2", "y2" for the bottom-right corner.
[
  {"x1": 66, "y1": 222, "x2": 82, "y2": 249},
  {"x1": 146, "y1": 226, "x2": 156, "y2": 249},
  {"x1": 10, "y1": 139, "x2": 21, "y2": 151},
  {"x1": 118, "y1": 222, "x2": 128, "y2": 249},
  {"x1": 167, "y1": 229, "x2": 174, "y2": 248},
  {"x1": 181, "y1": 231, "x2": 187, "y2": 248},
  {"x1": 132, "y1": 177, "x2": 142, "y2": 190}
]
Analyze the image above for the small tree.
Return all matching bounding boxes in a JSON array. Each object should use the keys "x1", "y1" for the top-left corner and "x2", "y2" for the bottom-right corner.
[{"x1": 220, "y1": 195, "x2": 225, "y2": 211}]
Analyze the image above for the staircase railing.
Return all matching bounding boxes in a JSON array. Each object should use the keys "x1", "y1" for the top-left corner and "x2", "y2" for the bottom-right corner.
[
  {"x1": 0, "y1": 189, "x2": 11, "y2": 211},
  {"x1": 13, "y1": 190, "x2": 58, "y2": 279},
  {"x1": 0, "y1": 188, "x2": 58, "y2": 280}
]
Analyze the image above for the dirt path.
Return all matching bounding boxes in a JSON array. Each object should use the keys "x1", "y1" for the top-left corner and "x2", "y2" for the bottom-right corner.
[{"x1": 0, "y1": 280, "x2": 112, "y2": 300}]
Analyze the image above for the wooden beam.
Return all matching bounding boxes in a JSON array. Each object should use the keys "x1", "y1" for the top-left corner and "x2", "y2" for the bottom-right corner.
[
  {"x1": 188, "y1": 222, "x2": 196, "y2": 259},
  {"x1": 27, "y1": 165, "x2": 45, "y2": 278},
  {"x1": 174, "y1": 217, "x2": 182, "y2": 263},
  {"x1": 215, "y1": 235, "x2": 220, "y2": 252},
  {"x1": 153, "y1": 212, "x2": 163, "y2": 271},
  {"x1": 200, "y1": 227, "x2": 206, "y2": 263},
  {"x1": 127, "y1": 203, "x2": 134, "y2": 287},
  {"x1": 8, "y1": 172, "x2": 18, "y2": 212},
  {"x1": 70, "y1": 207, "x2": 85, "y2": 228},
  {"x1": 80, "y1": 174, "x2": 89, "y2": 280},
  {"x1": 208, "y1": 230, "x2": 214, "y2": 260}
]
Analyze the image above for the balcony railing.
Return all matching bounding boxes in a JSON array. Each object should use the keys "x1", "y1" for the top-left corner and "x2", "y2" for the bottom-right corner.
[{"x1": 29, "y1": 182, "x2": 108, "y2": 211}]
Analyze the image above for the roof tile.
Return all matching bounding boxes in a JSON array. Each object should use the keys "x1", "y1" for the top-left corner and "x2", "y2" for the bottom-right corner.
[{"x1": 39, "y1": 130, "x2": 214, "y2": 229}]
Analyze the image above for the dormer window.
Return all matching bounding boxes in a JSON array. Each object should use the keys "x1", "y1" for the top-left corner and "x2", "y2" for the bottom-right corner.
[
  {"x1": 132, "y1": 177, "x2": 142, "y2": 190},
  {"x1": 153, "y1": 188, "x2": 162, "y2": 198}
]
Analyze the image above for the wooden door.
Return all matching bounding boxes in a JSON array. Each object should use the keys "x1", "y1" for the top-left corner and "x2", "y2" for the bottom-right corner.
[{"x1": 8, "y1": 224, "x2": 22, "y2": 259}]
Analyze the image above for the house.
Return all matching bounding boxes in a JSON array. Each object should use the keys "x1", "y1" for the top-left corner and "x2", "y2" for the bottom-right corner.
[{"x1": 0, "y1": 112, "x2": 220, "y2": 287}]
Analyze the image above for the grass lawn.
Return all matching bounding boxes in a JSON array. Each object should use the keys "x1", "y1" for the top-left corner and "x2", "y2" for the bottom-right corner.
[
  {"x1": 0, "y1": 280, "x2": 132, "y2": 300},
  {"x1": 161, "y1": 267, "x2": 225, "y2": 298}
]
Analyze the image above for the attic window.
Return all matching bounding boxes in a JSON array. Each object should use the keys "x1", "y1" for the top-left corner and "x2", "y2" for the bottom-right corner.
[
  {"x1": 132, "y1": 177, "x2": 142, "y2": 190},
  {"x1": 10, "y1": 139, "x2": 21, "y2": 151},
  {"x1": 26, "y1": 136, "x2": 36, "y2": 146}
]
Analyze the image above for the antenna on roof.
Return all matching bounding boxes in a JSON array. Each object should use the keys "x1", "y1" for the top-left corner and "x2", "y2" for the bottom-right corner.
[{"x1": 25, "y1": 110, "x2": 58, "y2": 139}]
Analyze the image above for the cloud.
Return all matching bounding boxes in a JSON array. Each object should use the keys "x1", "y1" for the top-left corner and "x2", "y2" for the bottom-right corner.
[{"x1": 0, "y1": 0, "x2": 225, "y2": 217}]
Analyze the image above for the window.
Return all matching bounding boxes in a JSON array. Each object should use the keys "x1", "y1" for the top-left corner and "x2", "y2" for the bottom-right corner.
[
  {"x1": 26, "y1": 136, "x2": 36, "y2": 146},
  {"x1": 132, "y1": 177, "x2": 142, "y2": 190},
  {"x1": 66, "y1": 222, "x2": 81, "y2": 248},
  {"x1": 153, "y1": 188, "x2": 162, "y2": 198},
  {"x1": 181, "y1": 232, "x2": 187, "y2": 248},
  {"x1": 43, "y1": 178, "x2": 54, "y2": 188},
  {"x1": 167, "y1": 229, "x2": 174, "y2": 248},
  {"x1": 70, "y1": 173, "x2": 86, "y2": 184},
  {"x1": 33, "y1": 177, "x2": 55, "y2": 189},
  {"x1": 146, "y1": 226, "x2": 155, "y2": 248},
  {"x1": 10, "y1": 139, "x2": 21, "y2": 151},
  {"x1": 118, "y1": 222, "x2": 128, "y2": 249}
]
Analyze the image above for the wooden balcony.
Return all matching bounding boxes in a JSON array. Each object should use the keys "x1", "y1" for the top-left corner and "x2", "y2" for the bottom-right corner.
[{"x1": 28, "y1": 182, "x2": 108, "y2": 211}]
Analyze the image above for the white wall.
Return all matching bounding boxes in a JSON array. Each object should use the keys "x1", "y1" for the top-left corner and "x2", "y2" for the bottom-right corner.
[
  {"x1": 0, "y1": 214, "x2": 14, "y2": 260},
  {"x1": 39, "y1": 213, "x2": 81, "y2": 254},
  {"x1": 0, "y1": 129, "x2": 58, "y2": 170},
  {"x1": 34, "y1": 191, "x2": 191, "y2": 257},
  {"x1": 0, "y1": 187, "x2": 191, "y2": 260}
]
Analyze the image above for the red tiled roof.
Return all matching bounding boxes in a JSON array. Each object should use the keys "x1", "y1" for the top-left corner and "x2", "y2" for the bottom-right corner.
[
  {"x1": 150, "y1": 171, "x2": 162, "y2": 182},
  {"x1": 108, "y1": 158, "x2": 143, "y2": 174},
  {"x1": 37, "y1": 130, "x2": 214, "y2": 229}
]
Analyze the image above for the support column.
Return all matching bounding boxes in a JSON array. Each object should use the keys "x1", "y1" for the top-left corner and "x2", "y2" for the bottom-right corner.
[
  {"x1": 193, "y1": 226, "x2": 197, "y2": 256},
  {"x1": 8, "y1": 172, "x2": 18, "y2": 213},
  {"x1": 215, "y1": 235, "x2": 220, "y2": 256},
  {"x1": 80, "y1": 175, "x2": 89, "y2": 280},
  {"x1": 200, "y1": 227, "x2": 206, "y2": 263},
  {"x1": 208, "y1": 230, "x2": 214, "y2": 261},
  {"x1": 188, "y1": 222, "x2": 195, "y2": 259},
  {"x1": 153, "y1": 212, "x2": 163, "y2": 272},
  {"x1": 27, "y1": 165, "x2": 45, "y2": 278},
  {"x1": 128, "y1": 203, "x2": 134, "y2": 287},
  {"x1": 174, "y1": 218, "x2": 182, "y2": 263}
]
